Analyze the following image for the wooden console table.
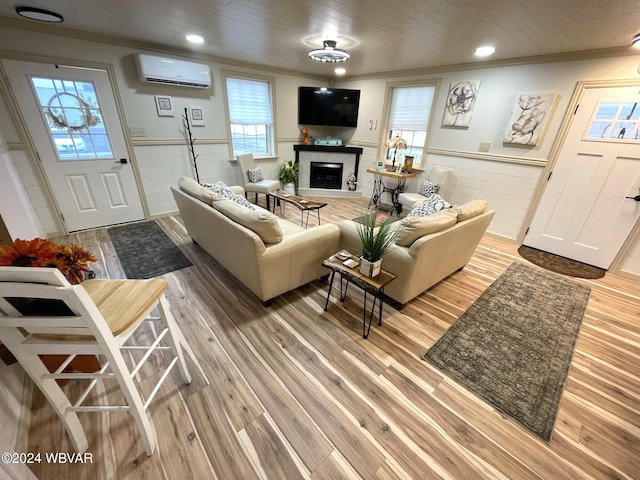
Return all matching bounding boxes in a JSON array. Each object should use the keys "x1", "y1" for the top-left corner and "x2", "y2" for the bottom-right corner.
[{"x1": 367, "y1": 168, "x2": 415, "y2": 215}]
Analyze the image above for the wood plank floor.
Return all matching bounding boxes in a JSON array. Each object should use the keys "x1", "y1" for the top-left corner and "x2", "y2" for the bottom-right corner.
[{"x1": 24, "y1": 196, "x2": 640, "y2": 479}]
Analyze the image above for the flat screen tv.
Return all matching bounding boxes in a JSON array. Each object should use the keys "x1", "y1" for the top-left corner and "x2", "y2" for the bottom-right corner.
[{"x1": 298, "y1": 86, "x2": 360, "y2": 127}]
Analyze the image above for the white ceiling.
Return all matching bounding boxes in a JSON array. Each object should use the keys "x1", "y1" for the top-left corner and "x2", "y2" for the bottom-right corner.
[{"x1": 1, "y1": 0, "x2": 639, "y2": 77}]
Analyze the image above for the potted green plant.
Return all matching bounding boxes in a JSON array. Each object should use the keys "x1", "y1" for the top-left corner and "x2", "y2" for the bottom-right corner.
[
  {"x1": 354, "y1": 208, "x2": 402, "y2": 277},
  {"x1": 278, "y1": 159, "x2": 299, "y2": 195}
]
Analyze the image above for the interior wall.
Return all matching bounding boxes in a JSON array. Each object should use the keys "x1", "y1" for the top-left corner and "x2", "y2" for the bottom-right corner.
[
  {"x1": 338, "y1": 55, "x2": 640, "y2": 275},
  {"x1": 0, "y1": 24, "x2": 638, "y2": 276}
]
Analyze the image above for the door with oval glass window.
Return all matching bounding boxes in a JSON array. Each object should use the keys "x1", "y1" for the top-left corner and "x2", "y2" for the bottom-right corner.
[
  {"x1": 2, "y1": 59, "x2": 144, "y2": 232},
  {"x1": 525, "y1": 83, "x2": 640, "y2": 269}
]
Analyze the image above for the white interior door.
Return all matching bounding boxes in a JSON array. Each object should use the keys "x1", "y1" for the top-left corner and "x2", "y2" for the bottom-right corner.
[
  {"x1": 2, "y1": 59, "x2": 144, "y2": 232},
  {"x1": 525, "y1": 84, "x2": 640, "y2": 269}
]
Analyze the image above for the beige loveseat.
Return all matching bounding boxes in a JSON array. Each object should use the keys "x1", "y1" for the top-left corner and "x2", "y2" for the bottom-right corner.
[
  {"x1": 338, "y1": 200, "x2": 495, "y2": 307},
  {"x1": 171, "y1": 178, "x2": 340, "y2": 303}
]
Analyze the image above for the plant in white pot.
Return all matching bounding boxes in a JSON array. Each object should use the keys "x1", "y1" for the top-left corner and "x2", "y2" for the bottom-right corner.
[
  {"x1": 278, "y1": 159, "x2": 299, "y2": 195},
  {"x1": 354, "y1": 208, "x2": 402, "y2": 277}
]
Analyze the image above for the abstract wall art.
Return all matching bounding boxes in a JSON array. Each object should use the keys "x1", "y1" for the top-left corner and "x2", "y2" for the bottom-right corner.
[
  {"x1": 504, "y1": 93, "x2": 557, "y2": 146},
  {"x1": 442, "y1": 81, "x2": 480, "y2": 127}
]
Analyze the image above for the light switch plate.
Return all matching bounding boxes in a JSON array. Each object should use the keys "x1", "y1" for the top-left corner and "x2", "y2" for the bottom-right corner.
[
  {"x1": 130, "y1": 127, "x2": 146, "y2": 137},
  {"x1": 479, "y1": 141, "x2": 491, "y2": 152}
]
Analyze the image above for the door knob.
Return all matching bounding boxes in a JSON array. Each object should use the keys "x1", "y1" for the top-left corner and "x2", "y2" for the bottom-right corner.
[{"x1": 625, "y1": 195, "x2": 640, "y2": 201}]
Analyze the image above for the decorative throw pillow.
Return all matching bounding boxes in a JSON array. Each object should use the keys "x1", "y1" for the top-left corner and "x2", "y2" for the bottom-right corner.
[
  {"x1": 418, "y1": 179, "x2": 438, "y2": 197},
  {"x1": 247, "y1": 166, "x2": 263, "y2": 183},
  {"x1": 203, "y1": 181, "x2": 255, "y2": 210},
  {"x1": 407, "y1": 193, "x2": 452, "y2": 217}
]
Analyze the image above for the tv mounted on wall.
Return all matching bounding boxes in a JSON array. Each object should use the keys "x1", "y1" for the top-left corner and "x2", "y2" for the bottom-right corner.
[{"x1": 298, "y1": 86, "x2": 360, "y2": 128}]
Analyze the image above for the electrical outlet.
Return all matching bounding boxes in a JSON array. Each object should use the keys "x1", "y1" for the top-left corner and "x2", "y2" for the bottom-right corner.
[
  {"x1": 130, "y1": 127, "x2": 146, "y2": 137},
  {"x1": 479, "y1": 141, "x2": 491, "y2": 152}
]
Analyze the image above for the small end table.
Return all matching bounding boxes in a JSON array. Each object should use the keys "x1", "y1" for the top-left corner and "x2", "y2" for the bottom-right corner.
[{"x1": 322, "y1": 254, "x2": 396, "y2": 339}]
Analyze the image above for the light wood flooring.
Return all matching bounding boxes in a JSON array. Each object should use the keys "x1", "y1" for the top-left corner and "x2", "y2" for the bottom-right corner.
[{"x1": 23, "y1": 196, "x2": 640, "y2": 479}]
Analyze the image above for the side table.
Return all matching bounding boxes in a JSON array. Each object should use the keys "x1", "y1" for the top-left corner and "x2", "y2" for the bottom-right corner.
[{"x1": 322, "y1": 254, "x2": 396, "y2": 339}]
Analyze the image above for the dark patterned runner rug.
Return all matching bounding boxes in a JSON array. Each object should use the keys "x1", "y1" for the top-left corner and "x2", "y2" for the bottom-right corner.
[
  {"x1": 108, "y1": 221, "x2": 192, "y2": 279},
  {"x1": 518, "y1": 245, "x2": 605, "y2": 279},
  {"x1": 423, "y1": 262, "x2": 591, "y2": 442}
]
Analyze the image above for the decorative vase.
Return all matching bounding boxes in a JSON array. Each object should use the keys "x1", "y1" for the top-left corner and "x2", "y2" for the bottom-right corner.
[
  {"x1": 359, "y1": 257, "x2": 382, "y2": 277},
  {"x1": 283, "y1": 183, "x2": 295, "y2": 194},
  {"x1": 303, "y1": 137, "x2": 309, "y2": 145}
]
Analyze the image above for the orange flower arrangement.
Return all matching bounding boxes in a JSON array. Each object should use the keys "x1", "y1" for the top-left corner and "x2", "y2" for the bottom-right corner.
[
  {"x1": 0, "y1": 238, "x2": 97, "y2": 284},
  {"x1": 301, "y1": 128, "x2": 312, "y2": 144}
]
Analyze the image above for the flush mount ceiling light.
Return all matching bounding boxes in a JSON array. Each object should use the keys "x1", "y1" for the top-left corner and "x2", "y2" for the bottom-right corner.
[
  {"x1": 334, "y1": 67, "x2": 346, "y2": 75},
  {"x1": 633, "y1": 33, "x2": 640, "y2": 47},
  {"x1": 308, "y1": 40, "x2": 350, "y2": 63},
  {"x1": 16, "y1": 6, "x2": 63, "y2": 23},
  {"x1": 474, "y1": 45, "x2": 495, "y2": 57}
]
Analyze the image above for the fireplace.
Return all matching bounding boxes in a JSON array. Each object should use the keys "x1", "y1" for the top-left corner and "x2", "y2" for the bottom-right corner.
[{"x1": 310, "y1": 162, "x2": 343, "y2": 189}]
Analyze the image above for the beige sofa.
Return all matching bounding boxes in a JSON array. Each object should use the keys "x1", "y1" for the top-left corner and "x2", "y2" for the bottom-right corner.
[
  {"x1": 171, "y1": 178, "x2": 340, "y2": 303},
  {"x1": 338, "y1": 200, "x2": 495, "y2": 307}
]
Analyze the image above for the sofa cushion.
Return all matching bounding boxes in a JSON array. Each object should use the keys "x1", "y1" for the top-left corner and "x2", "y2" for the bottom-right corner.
[
  {"x1": 452, "y1": 199, "x2": 488, "y2": 222},
  {"x1": 407, "y1": 193, "x2": 452, "y2": 217},
  {"x1": 393, "y1": 209, "x2": 458, "y2": 246},
  {"x1": 247, "y1": 166, "x2": 263, "y2": 183},
  {"x1": 212, "y1": 199, "x2": 283, "y2": 244},
  {"x1": 178, "y1": 177, "x2": 219, "y2": 204}
]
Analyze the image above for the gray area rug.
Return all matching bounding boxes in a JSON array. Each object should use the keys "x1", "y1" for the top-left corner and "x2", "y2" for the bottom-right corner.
[
  {"x1": 423, "y1": 262, "x2": 591, "y2": 442},
  {"x1": 108, "y1": 221, "x2": 192, "y2": 279}
]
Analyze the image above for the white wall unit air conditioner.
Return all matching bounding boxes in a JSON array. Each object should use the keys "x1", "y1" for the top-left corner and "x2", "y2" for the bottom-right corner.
[{"x1": 135, "y1": 53, "x2": 211, "y2": 89}]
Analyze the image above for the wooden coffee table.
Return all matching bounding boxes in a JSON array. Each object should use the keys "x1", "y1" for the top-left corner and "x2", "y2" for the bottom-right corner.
[
  {"x1": 322, "y1": 252, "x2": 396, "y2": 339},
  {"x1": 269, "y1": 190, "x2": 327, "y2": 227}
]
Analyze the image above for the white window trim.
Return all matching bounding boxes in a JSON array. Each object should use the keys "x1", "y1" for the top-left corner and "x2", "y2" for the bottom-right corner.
[
  {"x1": 379, "y1": 79, "x2": 440, "y2": 169},
  {"x1": 221, "y1": 69, "x2": 278, "y2": 160}
]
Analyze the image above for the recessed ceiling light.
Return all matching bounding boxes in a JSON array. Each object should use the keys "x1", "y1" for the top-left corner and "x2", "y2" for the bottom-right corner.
[
  {"x1": 186, "y1": 34, "x2": 204, "y2": 44},
  {"x1": 475, "y1": 45, "x2": 495, "y2": 57},
  {"x1": 335, "y1": 67, "x2": 346, "y2": 75},
  {"x1": 16, "y1": 6, "x2": 63, "y2": 23},
  {"x1": 633, "y1": 33, "x2": 640, "y2": 47}
]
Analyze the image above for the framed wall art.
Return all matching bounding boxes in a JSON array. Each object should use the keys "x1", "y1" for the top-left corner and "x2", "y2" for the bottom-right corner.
[
  {"x1": 442, "y1": 80, "x2": 480, "y2": 127},
  {"x1": 503, "y1": 93, "x2": 558, "y2": 146},
  {"x1": 155, "y1": 95, "x2": 173, "y2": 117},
  {"x1": 189, "y1": 106, "x2": 205, "y2": 126}
]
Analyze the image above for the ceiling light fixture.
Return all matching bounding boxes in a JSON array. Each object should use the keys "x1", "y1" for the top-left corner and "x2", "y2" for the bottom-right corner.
[
  {"x1": 633, "y1": 33, "x2": 640, "y2": 47},
  {"x1": 15, "y1": 6, "x2": 63, "y2": 23},
  {"x1": 334, "y1": 67, "x2": 346, "y2": 75},
  {"x1": 475, "y1": 45, "x2": 495, "y2": 57},
  {"x1": 186, "y1": 34, "x2": 204, "y2": 44},
  {"x1": 308, "y1": 40, "x2": 350, "y2": 63}
]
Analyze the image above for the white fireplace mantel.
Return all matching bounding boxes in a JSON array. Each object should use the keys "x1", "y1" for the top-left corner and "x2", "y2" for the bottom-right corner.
[{"x1": 293, "y1": 144, "x2": 363, "y2": 197}]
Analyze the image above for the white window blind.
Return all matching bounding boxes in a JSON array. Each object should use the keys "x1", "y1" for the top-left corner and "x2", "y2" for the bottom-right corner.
[
  {"x1": 389, "y1": 86, "x2": 435, "y2": 130},
  {"x1": 226, "y1": 77, "x2": 272, "y2": 124}
]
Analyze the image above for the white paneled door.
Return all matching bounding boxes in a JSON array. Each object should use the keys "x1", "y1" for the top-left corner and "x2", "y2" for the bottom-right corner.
[
  {"x1": 2, "y1": 60, "x2": 144, "y2": 232},
  {"x1": 525, "y1": 84, "x2": 640, "y2": 269}
]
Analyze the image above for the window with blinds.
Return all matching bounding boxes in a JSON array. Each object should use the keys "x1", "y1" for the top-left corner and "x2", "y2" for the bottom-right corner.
[
  {"x1": 225, "y1": 76, "x2": 274, "y2": 157},
  {"x1": 386, "y1": 85, "x2": 436, "y2": 166}
]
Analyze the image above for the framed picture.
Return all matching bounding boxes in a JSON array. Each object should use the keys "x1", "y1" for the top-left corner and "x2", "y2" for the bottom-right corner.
[
  {"x1": 402, "y1": 155, "x2": 414, "y2": 173},
  {"x1": 155, "y1": 95, "x2": 173, "y2": 117},
  {"x1": 189, "y1": 106, "x2": 205, "y2": 126},
  {"x1": 503, "y1": 93, "x2": 558, "y2": 146},
  {"x1": 442, "y1": 80, "x2": 480, "y2": 127},
  {"x1": 375, "y1": 160, "x2": 385, "y2": 171}
]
